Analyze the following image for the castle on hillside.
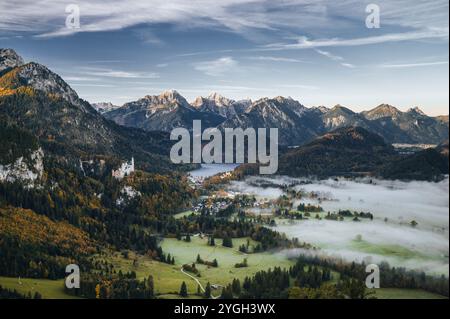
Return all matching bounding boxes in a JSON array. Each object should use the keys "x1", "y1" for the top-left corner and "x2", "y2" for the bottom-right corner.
[{"x1": 112, "y1": 157, "x2": 135, "y2": 179}]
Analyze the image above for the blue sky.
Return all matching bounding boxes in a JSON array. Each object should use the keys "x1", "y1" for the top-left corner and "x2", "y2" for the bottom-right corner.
[{"x1": 0, "y1": 0, "x2": 449, "y2": 115}]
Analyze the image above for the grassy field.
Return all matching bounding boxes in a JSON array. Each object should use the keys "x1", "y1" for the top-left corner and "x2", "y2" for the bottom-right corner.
[
  {"x1": 0, "y1": 256, "x2": 207, "y2": 299},
  {"x1": 0, "y1": 236, "x2": 295, "y2": 299},
  {"x1": 100, "y1": 252, "x2": 201, "y2": 295},
  {"x1": 1, "y1": 234, "x2": 444, "y2": 300},
  {"x1": 160, "y1": 236, "x2": 295, "y2": 289},
  {"x1": 351, "y1": 239, "x2": 426, "y2": 260},
  {"x1": 2, "y1": 267, "x2": 446, "y2": 300},
  {"x1": 158, "y1": 294, "x2": 204, "y2": 299},
  {"x1": 373, "y1": 288, "x2": 448, "y2": 299},
  {"x1": 100, "y1": 237, "x2": 295, "y2": 298},
  {"x1": 0, "y1": 276, "x2": 78, "y2": 299}
]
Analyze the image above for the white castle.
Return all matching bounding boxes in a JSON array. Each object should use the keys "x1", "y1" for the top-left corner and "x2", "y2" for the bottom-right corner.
[{"x1": 112, "y1": 157, "x2": 135, "y2": 179}]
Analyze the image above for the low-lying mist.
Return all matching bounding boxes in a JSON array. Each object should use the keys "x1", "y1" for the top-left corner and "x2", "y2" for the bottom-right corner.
[{"x1": 228, "y1": 176, "x2": 449, "y2": 276}]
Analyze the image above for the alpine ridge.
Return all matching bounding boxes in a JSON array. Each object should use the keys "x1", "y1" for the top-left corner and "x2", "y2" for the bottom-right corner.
[
  {"x1": 105, "y1": 91, "x2": 449, "y2": 146},
  {"x1": 103, "y1": 90, "x2": 225, "y2": 132}
]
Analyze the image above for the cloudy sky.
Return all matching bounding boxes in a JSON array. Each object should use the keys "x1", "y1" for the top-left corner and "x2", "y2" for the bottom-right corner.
[{"x1": 0, "y1": 0, "x2": 448, "y2": 115}]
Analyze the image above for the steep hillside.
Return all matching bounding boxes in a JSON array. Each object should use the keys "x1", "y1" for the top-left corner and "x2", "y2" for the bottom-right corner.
[
  {"x1": 0, "y1": 49, "x2": 180, "y2": 174},
  {"x1": 277, "y1": 127, "x2": 395, "y2": 177}
]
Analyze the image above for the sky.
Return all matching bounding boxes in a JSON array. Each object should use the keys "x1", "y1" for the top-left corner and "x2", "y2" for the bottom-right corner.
[{"x1": 0, "y1": 0, "x2": 449, "y2": 115}]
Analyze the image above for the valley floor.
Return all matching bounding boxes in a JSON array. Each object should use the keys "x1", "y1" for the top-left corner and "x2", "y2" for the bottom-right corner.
[
  {"x1": 0, "y1": 277, "x2": 78, "y2": 299},
  {"x1": 1, "y1": 275, "x2": 447, "y2": 299}
]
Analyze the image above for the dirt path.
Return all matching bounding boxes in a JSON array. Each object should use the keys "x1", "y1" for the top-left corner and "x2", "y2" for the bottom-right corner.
[{"x1": 180, "y1": 267, "x2": 220, "y2": 299}]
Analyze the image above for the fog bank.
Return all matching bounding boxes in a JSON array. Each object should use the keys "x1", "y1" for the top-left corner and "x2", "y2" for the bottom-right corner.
[{"x1": 228, "y1": 176, "x2": 449, "y2": 275}]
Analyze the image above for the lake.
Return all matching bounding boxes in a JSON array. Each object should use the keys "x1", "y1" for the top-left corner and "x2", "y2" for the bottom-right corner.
[{"x1": 189, "y1": 164, "x2": 240, "y2": 179}]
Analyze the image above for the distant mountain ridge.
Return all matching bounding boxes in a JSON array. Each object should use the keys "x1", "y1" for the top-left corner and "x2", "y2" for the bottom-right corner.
[
  {"x1": 92, "y1": 102, "x2": 120, "y2": 114},
  {"x1": 104, "y1": 91, "x2": 449, "y2": 146},
  {"x1": 103, "y1": 90, "x2": 225, "y2": 132},
  {"x1": 191, "y1": 92, "x2": 252, "y2": 118}
]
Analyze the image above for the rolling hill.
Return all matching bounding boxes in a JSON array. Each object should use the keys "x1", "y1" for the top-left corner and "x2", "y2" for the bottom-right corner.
[{"x1": 277, "y1": 126, "x2": 396, "y2": 178}]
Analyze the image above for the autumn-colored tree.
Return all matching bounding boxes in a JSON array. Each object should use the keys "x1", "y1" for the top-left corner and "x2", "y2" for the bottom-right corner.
[{"x1": 95, "y1": 284, "x2": 101, "y2": 299}]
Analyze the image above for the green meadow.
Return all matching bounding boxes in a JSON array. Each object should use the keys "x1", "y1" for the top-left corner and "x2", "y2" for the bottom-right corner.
[
  {"x1": 160, "y1": 236, "x2": 295, "y2": 288},
  {"x1": 101, "y1": 252, "x2": 200, "y2": 295},
  {"x1": 351, "y1": 239, "x2": 426, "y2": 260},
  {"x1": 373, "y1": 288, "x2": 448, "y2": 299},
  {"x1": 0, "y1": 276, "x2": 78, "y2": 299}
]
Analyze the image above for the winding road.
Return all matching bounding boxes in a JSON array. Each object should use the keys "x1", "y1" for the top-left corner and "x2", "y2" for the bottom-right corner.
[{"x1": 180, "y1": 266, "x2": 220, "y2": 299}]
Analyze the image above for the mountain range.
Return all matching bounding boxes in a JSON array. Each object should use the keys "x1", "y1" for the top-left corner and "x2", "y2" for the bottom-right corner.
[
  {"x1": 103, "y1": 92, "x2": 449, "y2": 147},
  {"x1": 191, "y1": 92, "x2": 252, "y2": 118},
  {"x1": 0, "y1": 48, "x2": 183, "y2": 175},
  {"x1": 1, "y1": 48, "x2": 449, "y2": 181},
  {"x1": 104, "y1": 90, "x2": 225, "y2": 132}
]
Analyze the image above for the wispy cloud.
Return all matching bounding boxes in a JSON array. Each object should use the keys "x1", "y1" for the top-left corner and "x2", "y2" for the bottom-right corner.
[
  {"x1": 247, "y1": 56, "x2": 307, "y2": 63},
  {"x1": 193, "y1": 57, "x2": 238, "y2": 76},
  {"x1": 175, "y1": 49, "x2": 237, "y2": 58},
  {"x1": 2, "y1": 0, "x2": 448, "y2": 42},
  {"x1": 315, "y1": 49, "x2": 355, "y2": 68},
  {"x1": 315, "y1": 49, "x2": 343, "y2": 61},
  {"x1": 8, "y1": 0, "x2": 273, "y2": 38},
  {"x1": 265, "y1": 28, "x2": 449, "y2": 50},
  {"x1": 379, "y1": 61, "x2": 449, "y2": 68},
  {"x1": 341, "y1": 63, "x2": 356, "y2": 69},
  {"x1": 80, "y1": 67, "x2": 160, "y2": 79}
]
